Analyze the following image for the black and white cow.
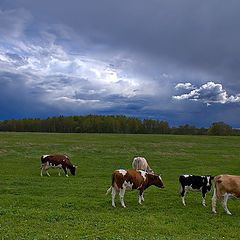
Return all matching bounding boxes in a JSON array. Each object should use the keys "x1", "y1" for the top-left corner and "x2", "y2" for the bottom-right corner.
[
  {"x1": 179, "y1": 174, "x2": 213, "y2": 206},
  {"x1": 40, "y1": 155, "x2": 76, "y2": 177}
]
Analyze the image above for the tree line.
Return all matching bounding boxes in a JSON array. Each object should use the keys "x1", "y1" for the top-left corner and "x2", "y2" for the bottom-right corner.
[{"x1": 0, "y1": 115, "x2": 239, "y2": 136}]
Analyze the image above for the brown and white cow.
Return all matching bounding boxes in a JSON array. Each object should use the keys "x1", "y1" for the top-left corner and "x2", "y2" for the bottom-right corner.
[
  {"x1": 132, "y1": 157, "x2": 153, "y2": 173},
  {"x1": 106, "y1": 169, "x2": 164, "y2": 208},
  {"x1": 212, "y1": 175, "x2": 240, "y2": 215},
  {"x1": 40, "y1": 155, "x2": 76, "y2": 177}
]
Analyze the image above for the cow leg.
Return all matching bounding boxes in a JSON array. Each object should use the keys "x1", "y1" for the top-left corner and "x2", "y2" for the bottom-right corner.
[
  {"x1": 41, "y1": 164, "x2": 48, "y2": 176},
  {"x1": 222, "y1": 193, "x2": 232, "y2": 215},
  {"x1": 138, "y1": 190, "x2": 142, "y2": 204},
  {"x1": 119, "y1": 188, "x2": 126, "y2": 208},
  {"x1": 212, "y1": 187, "x2": 217, "y2": 214},
  {"x1": 202, "y1": 190, "x2": 206, "y2": 207},
  {"x1": 180, "y1": 185, "x2": 186, "y2": 206},
  {"x1": 111, "y1": 187, "x2": 117, "y2": 208},
  {"x1": 141, "y1": 192, "x2": 144, "y2": 202},
  {"x1": 62, "y1": 167, "x2": 69, "y2": 177},
  {"x1": 40, "y1": 167, "x2": 44, "y2": 177},
  {"x1": 138, "y1": 190, "x2": 144, "y2": 204},
  {"x1": 58, "y1": 168, "x2": 61, "y2": 176},
  {"x1": 43, "y1": 165, "x2": 50, "y2": 176}
]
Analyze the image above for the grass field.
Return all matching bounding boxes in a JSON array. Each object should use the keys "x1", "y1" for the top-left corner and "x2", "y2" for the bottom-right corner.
[{"x1": 0, "y1": 132, "x2": 240, "y2": 239}]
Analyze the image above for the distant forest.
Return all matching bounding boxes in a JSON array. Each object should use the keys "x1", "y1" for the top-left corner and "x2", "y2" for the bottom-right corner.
[{"x1": 0, "y1": 115, "x2": 239, "y2": 136}]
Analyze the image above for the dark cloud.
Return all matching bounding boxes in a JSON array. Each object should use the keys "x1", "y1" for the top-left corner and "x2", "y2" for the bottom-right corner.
[
  {"x1": 1, "y1": 1, "x2": 240, "y2": 127},
  {"x1": 3, "y1": 0, "x2": 240, "y2": 82},
  {"x1": 0, "y1": 72, "x2": 43, "y2": 118}
]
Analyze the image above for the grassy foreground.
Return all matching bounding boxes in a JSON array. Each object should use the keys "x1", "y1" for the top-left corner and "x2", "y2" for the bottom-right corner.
[{"x1": 0, "y1": 132, "x2": 239, "y2": 240}]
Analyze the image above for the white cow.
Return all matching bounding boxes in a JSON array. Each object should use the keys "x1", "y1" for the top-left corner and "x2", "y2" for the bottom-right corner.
[{"x1": 132, "y1": 157, "x2": 153, "y2": 173}]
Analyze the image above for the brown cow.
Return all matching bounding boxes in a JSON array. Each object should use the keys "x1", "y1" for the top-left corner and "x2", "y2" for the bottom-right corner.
[
  {"x1": 40, "y1": 155, "x2": 76, "y2": 177},
  {"x1": 212, "y1": 175, "x2": 240, "y2": 215},
  {"x1": 106, "y1": 169, "x2": 164, "y2": 208}
]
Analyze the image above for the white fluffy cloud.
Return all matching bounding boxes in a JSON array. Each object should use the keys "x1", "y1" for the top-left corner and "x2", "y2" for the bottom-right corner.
[
  {"x1": 175, "y1": 82, "x2": 195, "y2": 90},
  {"x1": 173, "y1": 81, "x2": 240, "y2": 104}
]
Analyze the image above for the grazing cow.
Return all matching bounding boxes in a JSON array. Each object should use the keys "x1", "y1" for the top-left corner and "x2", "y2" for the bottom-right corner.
[
  {"x1": 132, "y1": 157, "x2": 153, "y2": 173},
  {"x1": 212, "y1": 175, "x2": 240, "y2": 215},
  {"x1": 106, "y1": 169, "x2": 164, "y2": 208},
  {"x1": 179, "y1": 175, "x2": 213, "y2": 206},
  {"x1": 40, "y1": 155, "x2": 76, "y2": 177}
]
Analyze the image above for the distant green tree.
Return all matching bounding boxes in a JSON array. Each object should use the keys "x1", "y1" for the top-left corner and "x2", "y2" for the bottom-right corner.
[
  {"x1": 157, "y1": 121, "x2": 170, "y2": 134},
  {"x1": 1, "y1": 115, "x2": 234, "y2": 136},
  {"x1": 208, "y1": 122, "x2": 233, "y2": 136}
]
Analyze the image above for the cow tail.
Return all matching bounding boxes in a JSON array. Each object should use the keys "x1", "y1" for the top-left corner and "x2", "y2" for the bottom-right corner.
[
  {"x1": 106, "y1": 173, "x2": 115, "y2": 195},
  {"x1": 106, "y1": 186, "x2": 112, "y2": 195}
]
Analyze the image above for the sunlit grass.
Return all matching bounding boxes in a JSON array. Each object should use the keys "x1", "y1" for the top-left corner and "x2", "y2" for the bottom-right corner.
[{"x1": 0, "y1": 133, "x2": 239, "y2": 239}]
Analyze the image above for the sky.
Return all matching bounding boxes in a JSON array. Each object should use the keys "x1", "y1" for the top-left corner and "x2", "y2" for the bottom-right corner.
[{"x1": 1, "y1": 0, "x2": 240, "y2": 127}]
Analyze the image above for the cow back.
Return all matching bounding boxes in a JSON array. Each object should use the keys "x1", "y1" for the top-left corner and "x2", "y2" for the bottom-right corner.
[
  {"x1": 215, "y1": 175, "x2": 240, "y2": 198},
  {"x1": 41, "y1": 155, "x2": 70, "y2": 166},
  {"x1": 112, "y1": 169, "x2": 145, "y2": 190},
  {"x1": 179, "y1": 175, "x2": 212, "y2": 191},
  {"x1": 132, "y1": 157, "x2": 148, "y2": 171}
]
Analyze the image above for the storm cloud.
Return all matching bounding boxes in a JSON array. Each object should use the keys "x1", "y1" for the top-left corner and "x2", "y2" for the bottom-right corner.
[{"x1": 1, "y1": 1, "x2": 240, "y2": 127}]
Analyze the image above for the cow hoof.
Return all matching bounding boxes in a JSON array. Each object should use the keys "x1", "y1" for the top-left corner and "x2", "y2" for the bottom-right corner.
[
  {"x1": 226, "y1": 212, "x2": 232, "y2": 215},
  {"x1": 212, "y1": 210, "x2": 217, "y2": 214},
  {"x1": 121, "y1": 205, "x2": 126, "y2": 208}
]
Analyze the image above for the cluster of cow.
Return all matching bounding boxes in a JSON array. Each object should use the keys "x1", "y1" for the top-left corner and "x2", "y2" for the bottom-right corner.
[{"x1": 40, "y1": 155, "x2": 240, "y2": 215}]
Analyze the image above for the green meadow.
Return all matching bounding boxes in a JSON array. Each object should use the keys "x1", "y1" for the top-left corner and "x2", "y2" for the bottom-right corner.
[{"x1": 0, "y1": 132, "x2": 239, "y2": 240}]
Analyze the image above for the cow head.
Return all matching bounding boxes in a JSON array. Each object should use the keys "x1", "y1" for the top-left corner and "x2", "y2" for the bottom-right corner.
[
  {"x1": 69, "y1": 165, "x2": 76, "y2": 175},
  {"x1": 150, "y1": 174, "x2": 164, "y2": 188},
  {"x1": 204, "y1": 175, "x2": 214, "y2": 191},
  {"x1": 146, "y1": 168, "x2": 154, "y2": 174}
]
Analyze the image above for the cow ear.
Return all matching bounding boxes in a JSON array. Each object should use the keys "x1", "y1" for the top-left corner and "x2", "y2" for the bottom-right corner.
[{"x1": 210, "y1": 176, "x2": 214, "y2": 180}]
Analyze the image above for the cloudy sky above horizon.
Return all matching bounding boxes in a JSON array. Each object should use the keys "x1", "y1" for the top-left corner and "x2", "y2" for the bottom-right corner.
[{"x1": 1, "y1": 0, "x2": 240, "y2": 127}]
